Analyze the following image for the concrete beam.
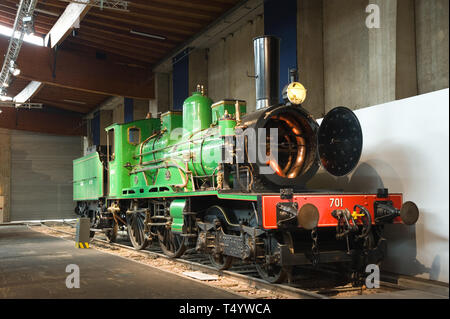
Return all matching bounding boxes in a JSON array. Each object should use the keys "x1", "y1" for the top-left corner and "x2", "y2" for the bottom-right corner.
[
  {"x1": 45, "y1": 0, "x2": 90, "y2": 48},
  {"x1": 13, "y1": 81, "x2": 44, "y2": 104}
]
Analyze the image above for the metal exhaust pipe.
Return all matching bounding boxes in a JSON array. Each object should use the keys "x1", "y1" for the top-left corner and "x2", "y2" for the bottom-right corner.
[{"x1": 253, "y1": 36, "x2": 280, "y2": 110}]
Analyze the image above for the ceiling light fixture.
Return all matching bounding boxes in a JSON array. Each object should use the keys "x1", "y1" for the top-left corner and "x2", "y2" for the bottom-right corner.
[
  {"x1": 9, "y1": 61, "x2": 20, "y2": 76},
  {"x1": 0, "y1": 95, "x2": 13, "y2": 102},
  {"x1": 22, "y1": 15, "x2": 35, "y2": 35},
  {"x1": 130, "y1": 30, "x2": 166, "y2": 41}
]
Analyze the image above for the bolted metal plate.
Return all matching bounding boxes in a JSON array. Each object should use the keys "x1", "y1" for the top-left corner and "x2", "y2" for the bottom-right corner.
[
  {"x1": 297, "y1": 203, "x2": 319, "y2": 230},
  {"x1": 318, "y1": 107, "x2": 363, "y2": 176},
  {"x1": 400, "y1": 201, "x2": 419, "y2": 225}
]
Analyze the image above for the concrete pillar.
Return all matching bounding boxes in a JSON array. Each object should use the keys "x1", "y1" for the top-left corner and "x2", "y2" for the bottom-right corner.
[
  {"x1": 208, "y1": 37, "x2": 230, "y2": 103},
  {"x1": 415, "y1": 0, "x2": 449, "y2": 94},
  {"x1": 396, "y1": 0, "x2": 418, "y2": 100},
  {"x1": 149, "y1": 99, "x2": 158, "y2": 117},
  {"x1": 208, "y1": 15, "x2": 264, "y2": 114},
  {"x1": 323, "y1": 0, "x2": 418, "y2": 112},
  {"x1": 367, "y1": 0, "x2": 397, "y2": 106},
  {"x1": 228, "y1": 22, "x2": 255, "y2": 111},
  {"x1": 297, "y1": 0, "x2": 325, "y2": 118},
  {"x1": 189, "y1": 48, "x2": 208, "y2": 94},
  {"x1": 149, "y1": 72, "x2": 170, "y2": 116},
  {"x1": 0, "y1": 128, "x2": 11, "y2": 222},
  {"x1": 133, "y1": 99, "x2": 150, "y2": 120},
  {"x1": 323, "y1": 0, "x2": 370, "y2": 112},
  {"x1": 112, "y1": 102, "x2": 124, "y2": 125},
  {"x1": 99, "y1": 110, "x2": 113, "y2": 146}
]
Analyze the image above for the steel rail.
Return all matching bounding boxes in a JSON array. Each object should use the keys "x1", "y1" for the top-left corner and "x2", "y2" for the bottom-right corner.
[
  {"x1": 23, "y1": 222, "x2": 449, "y2": 298},
  {"x1": 41, "y1": 222, "x2": 448, "y2": 298}
]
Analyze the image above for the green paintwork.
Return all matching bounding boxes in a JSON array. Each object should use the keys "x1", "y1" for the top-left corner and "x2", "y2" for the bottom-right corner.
[
  {"x1": 72, "y1": 91, "x2": 258, "y2": 220},
  {"x1": 219, "y1": 119, "x2": 237, "y2": 136},
  {"x1": 211, "y1": 100, "x2": 246, "y2": 124},
  {"x1": 169, "y1": 198, "x2": 186, "y2": 232},
  {"x1": 117, "y1": 91, "x2": 223, "y2": 197},
  {"x1": 182, "y1": 91, "x2": 213, "y2": 137},
  {"x1": 73, "y1": 152, "x2": 103, "y2": 201},
  {"x1": 106, "y1": 119, "x2": 161, "y2": 198},
  {"x1": 161, "y1": 111, "x2": 182, "y2": 132}
]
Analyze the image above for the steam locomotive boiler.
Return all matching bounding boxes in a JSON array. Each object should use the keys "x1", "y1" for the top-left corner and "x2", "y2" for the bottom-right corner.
[{"x1": 73, "y1": 36, "x2": 419, "y2": 283}]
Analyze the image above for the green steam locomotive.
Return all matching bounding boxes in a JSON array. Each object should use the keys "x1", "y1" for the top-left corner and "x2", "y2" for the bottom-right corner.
[{"x1": 73, "y1": 36, "x2": 419, "y2": 283}]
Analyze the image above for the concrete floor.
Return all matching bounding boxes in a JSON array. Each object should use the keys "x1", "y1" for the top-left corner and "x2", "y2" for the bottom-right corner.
[{"x1": 0, "y1": 225, "x2": 240, "y2": 299}]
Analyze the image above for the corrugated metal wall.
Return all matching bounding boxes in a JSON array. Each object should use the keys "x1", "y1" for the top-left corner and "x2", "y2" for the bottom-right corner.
[{"x1": 10, "y1": 130, "x2": 82, "y2": 221}]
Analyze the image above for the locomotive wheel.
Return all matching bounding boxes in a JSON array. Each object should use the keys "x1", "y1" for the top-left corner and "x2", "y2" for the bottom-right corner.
[
  {"x1": 209, "y1": 254, "x2": 234, "y2": 270},
  {"x1": 204, "y1": 205, "x2": 236, "y2": 270},
  {"x1": 256, "y1": 262, "x2": 289, "y2": 284},
  {"x1": 255, "y1": 235, "x2": 290, "y2": 283},
  {"x1": 126, "y1": 212, "x2": 149, "y2": 250},
  {"x1": 105, "y1": 221, "x2": 118, "y2": 243},
  {"x1": 157, "y1": 227, "x2": 186, "y2": 258}
]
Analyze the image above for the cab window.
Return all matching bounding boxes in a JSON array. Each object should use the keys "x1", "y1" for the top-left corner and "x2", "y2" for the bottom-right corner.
[{"x1": 128, "y1": 127, "x2": 141, "y2": 145}]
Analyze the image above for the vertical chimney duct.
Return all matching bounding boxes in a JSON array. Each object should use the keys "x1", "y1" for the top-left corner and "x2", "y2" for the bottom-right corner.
[{"x1": 253, "y1": 36, "x2": 280, "y2": 110}]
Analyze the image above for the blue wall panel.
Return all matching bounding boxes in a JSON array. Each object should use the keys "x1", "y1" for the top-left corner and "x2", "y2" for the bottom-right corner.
[
  {"x1": 172, "y1": 48, "x2": 190, "y2": 110},
  {"x1": 124, "y1": 97, "x2": 134, "y2": 123},
  {"x1": 264, "y1": 0, "x2": 298, "y2": 102},
  {"x1": 91, "y1": 112, "x2": 100, "y2": 146}
]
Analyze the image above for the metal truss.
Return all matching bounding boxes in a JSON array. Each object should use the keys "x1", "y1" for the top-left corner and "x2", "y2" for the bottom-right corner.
[
  {"x1": 0, "y1": 0, "x2": 38, "y2": 92},
  {"x1": 58, "y1": 0, "x2": 129, "y2": 12},
  {"x1": 0, "y1": 101, "x2": 43, "y2": 109}
]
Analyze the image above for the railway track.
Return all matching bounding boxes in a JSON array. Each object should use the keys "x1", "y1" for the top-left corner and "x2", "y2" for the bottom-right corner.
[{"x1": 29, "y1": 221, "x2": 426, "y2": 299}]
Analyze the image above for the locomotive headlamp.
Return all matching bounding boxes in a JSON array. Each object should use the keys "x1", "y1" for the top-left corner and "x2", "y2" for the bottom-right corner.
[{"x1": 286, "y1": 82, "x2": 307, "y2": 105}]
